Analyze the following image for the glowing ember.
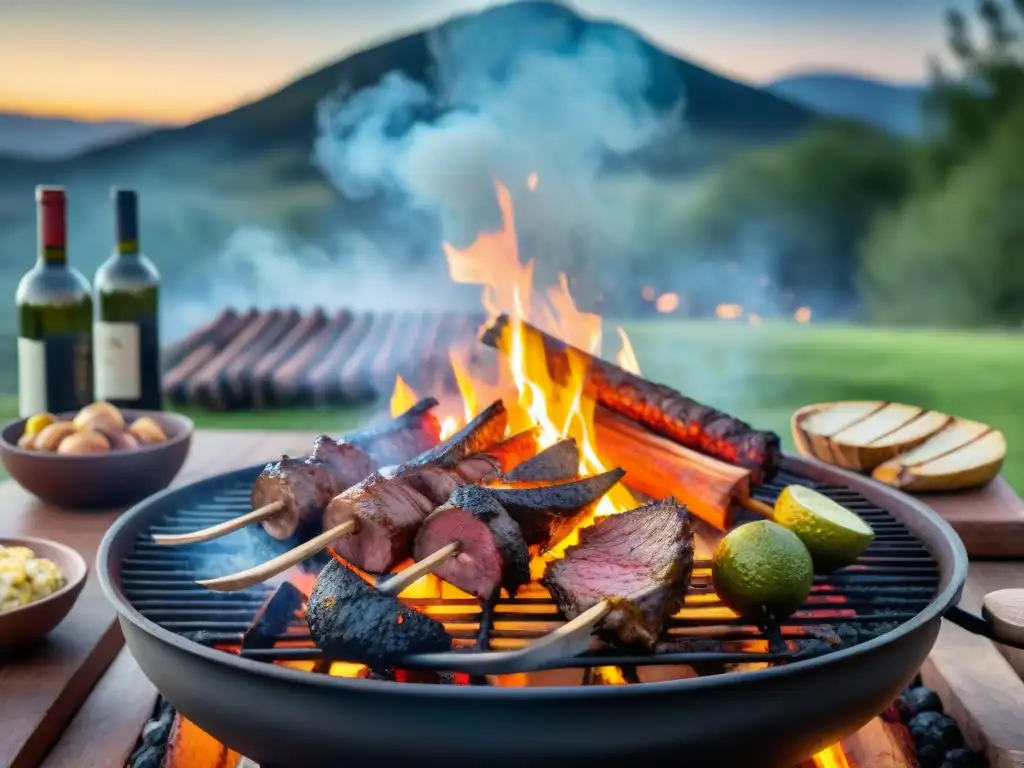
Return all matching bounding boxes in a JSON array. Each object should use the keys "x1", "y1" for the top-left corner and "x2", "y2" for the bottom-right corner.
[
  {"x1": 640, "y1": 285, "x2": 655, "y2": 301},
  {"x1": 654, "y1": 292, "x2": 679, "y2": 313},
  {"x1": 715, "y1": 303, "x2": 744, "y2": 320},
  {"x1": 794, "y1": 306, "x2": 813, "y2": 323},
  {"x1": 615, "y1": 326, "x2": 641, "y2": 375},
  {"x1": 812, "y1": 744, "x2": 852, "y2": 768}
]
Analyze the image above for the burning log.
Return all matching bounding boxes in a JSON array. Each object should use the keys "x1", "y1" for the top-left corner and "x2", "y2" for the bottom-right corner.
[
  {"x1": 594, "y1": 408, "x2": 760, "y2": 530},
  {"x1": 480, "y1": 314, "x2": 782, "y2": 483},
  {"x1": 241, "y1": 581, "x2": 306, "y2": 651}
]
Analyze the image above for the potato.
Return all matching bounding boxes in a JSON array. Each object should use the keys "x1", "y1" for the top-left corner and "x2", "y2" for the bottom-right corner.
[
  {"x1": 57, "y1": 430, "x2": 110, "y2": 455},
  {"x1": 17, "y1": 432, "x2": 37, "y2": 450},
  {"x1": 96, "y1": 427, "x2": 140, "y2": 451},
  {"x1": 35, "y1": 421, "x2": 78, "y2": 452},
  {"x1": 128, "y1": 417, "x2": 167, "y2": 445},
  {"x1": 73, "y1": 402, "x2": 125, "y2": 431}
]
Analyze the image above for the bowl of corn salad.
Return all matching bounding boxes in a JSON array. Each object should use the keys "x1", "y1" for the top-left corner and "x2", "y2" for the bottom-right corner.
[{"x1": 0, "y1": 536, "x2": 87, "y2": 651}]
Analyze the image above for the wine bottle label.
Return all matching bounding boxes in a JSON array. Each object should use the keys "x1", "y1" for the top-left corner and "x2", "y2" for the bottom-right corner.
[
  {"x1": 17, "y1": 338, "x2": 47, "y2": 418},
  {"x1": 94, "y1": 321, "x2": 141, "y2": 401},
  {"x1": 18, "y1": 334, "x2": 93, "y2": 417}
]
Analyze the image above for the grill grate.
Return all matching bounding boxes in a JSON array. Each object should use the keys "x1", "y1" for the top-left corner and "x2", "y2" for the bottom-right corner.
[{"x1": 121, "y1": 469, "x2": 941, "y2": 673}]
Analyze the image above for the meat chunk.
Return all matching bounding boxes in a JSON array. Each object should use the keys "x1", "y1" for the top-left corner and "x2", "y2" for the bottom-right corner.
[
  {"x1": 483, "y1": 468, "x2": 625, "y2": 551},
  {"x1": 309, "y1": 435, "x2": 375, "y2": 488},
  {"x1": 347, "y1": 397, "x2": 442, "y2": 466},
  {"x1": 414, "y1": 485, "x2": 531, "y2": 600},
  {"x1": 251, "y1": 456, "x2": 342, "y2": 540},
  {"x1": 307, "y1": 558, "x2": 452, "y2": 666},
  {"x1": 541, "y1": 499, "x2": 694, "y2": 649}
]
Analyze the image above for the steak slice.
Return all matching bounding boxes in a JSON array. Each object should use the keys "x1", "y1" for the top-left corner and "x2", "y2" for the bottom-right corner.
[
  {"x1": 541, "y1": 499, "x2": 694, "y2": 649},
  {"x1": 307, "y1": 558, "x2": 452, "y2": 666},
  {"x1": 414, "y1": 485, "x2": 531, "y2": 600}
]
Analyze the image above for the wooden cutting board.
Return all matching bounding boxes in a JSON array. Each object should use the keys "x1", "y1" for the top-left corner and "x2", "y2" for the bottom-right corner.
[{"x1": 915, "y1": 476, "x2": 1024, "y2": 558}]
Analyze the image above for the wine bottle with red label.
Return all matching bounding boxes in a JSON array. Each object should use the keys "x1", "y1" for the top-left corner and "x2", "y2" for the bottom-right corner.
[
  {"x1": 92, "y1": 188, "x2": 162, "y2": 410},
  {"x1": 15, "y1": 186, "x2": 94, "y2": 418}
]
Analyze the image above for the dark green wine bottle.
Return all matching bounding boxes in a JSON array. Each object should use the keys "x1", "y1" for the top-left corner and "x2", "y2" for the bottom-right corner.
[
  {"x1": 93, "y1": 188, "x2": 162, "y2": 410},
  {"x1": 15, "y1": 186, "x2": 94, "y2": 418}
]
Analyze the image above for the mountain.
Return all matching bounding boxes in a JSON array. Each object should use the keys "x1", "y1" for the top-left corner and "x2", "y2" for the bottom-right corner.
[
  {"x1": 0, "y1": 112, "x2": 161, "y2": 159},
  {"x1": 767, "y1": 71, "x2": 926, "y2": 136}
]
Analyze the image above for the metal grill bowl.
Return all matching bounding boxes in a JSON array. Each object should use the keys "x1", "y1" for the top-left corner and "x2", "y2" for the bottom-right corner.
[{"x1": 99, "y1": 455, "x2": 969, "y2": 768}]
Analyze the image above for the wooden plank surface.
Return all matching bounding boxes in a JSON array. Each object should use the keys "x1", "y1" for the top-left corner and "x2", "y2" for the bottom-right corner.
[
  {"x1": 918, "y1": 477, "x2": 1024, "y2": 558},
  {"x1": 0, "y1": 429, "x2": 315, "y2": 768},
  {"x1": 921, "y1": 560, "x2": 1024, "y2": 768}
]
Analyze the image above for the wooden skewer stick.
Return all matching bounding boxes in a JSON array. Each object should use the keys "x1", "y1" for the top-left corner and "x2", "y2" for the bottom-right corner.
[
  {"x1": 740, "y1": 497, "x2": 776, "y2": 520},
  {"x1": 376, "y1": 542, "x2": 461, "y2": 596},
  {"x1": 152, "y1": 501, "x2": 286, "y2": 546},
  {"x1": 197, "y1": 519, "x2": 358, "y2": 592}
]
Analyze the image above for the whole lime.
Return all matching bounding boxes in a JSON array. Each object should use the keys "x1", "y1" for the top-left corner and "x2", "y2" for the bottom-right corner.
[{"x1": 712, "y1": 520, "x2": 814, "y2": 620}]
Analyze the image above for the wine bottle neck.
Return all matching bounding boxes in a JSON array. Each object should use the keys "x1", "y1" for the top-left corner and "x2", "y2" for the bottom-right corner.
[
  {"x1": 113, "y1": 189, "x2": 139, "y2": 257},
  {"x1": 36, "y1": 187, "x2": 67, "y2": 265}
]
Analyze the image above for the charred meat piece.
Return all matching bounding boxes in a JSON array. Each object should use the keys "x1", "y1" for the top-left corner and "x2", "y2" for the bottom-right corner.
[
  {"x1": 481, "y1": 316, "x2": 782, "y2": 482},
  {"x1": 542, "y1": 499, "x2": 694, "y2": 649},
  {"x1": 346, "y1": 397, "x2": 442, "y2": 466},
  {"x1": 402, "y1": 427, "x2": 539, "y2": 503},
  {"x1": 404, "y1": 399, "x2": 509, "y2": 470},
  {"x1": 249, "y1": 401, "x2": 442, "y2": 541},
  {"x1": 307, "y1": 558, "x2": 452, "y2": 666},
  {"x1": 414, "y1": 485, "x2": 531, "y2": 600},
  {"x1": 252, "y1": 453, "x2": 356, "y2": 541},
  {"x1": 484, "y1": 468, "x2": 626, "y2": 551},
  {"x1": 500, "y1": 438, "x2": 579, "y2": 483},
  {"x1": 323, "y1": 410, "x2": 534, "y2": 574}
]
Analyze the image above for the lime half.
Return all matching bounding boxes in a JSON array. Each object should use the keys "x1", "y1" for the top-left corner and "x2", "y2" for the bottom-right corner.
[
  {"x1": 772, "y1": 485, "x2": 876, "y2": 571},
  {"x1": 712, "y1": 520, "x2": 814, "y2": 621}
]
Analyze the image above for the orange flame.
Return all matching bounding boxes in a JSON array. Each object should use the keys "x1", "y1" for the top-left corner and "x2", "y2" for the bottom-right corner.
[
  {"x1": 413, "y1": 178, "x2": 636, "y2": 536},
  {"x1": 812, "y1": 744, "x2": 852, "y2": 768},
  {"x1": 389, "y1": 374, "x2": 421, "y2": 418},
  {"x1": 615, "y1": 326, "x2": 641, "y2": 375}
]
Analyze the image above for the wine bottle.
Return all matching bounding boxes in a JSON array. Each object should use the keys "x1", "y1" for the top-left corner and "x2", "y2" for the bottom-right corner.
[
  {"x1": 15, "y1": 186, "x2": 94, "y2": 418},
  {"x1": 93, "y1": 188, "x2": 162, "y2": 410}
]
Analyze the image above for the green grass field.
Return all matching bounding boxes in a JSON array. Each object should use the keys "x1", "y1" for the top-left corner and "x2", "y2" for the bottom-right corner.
[{"x1": 1, "y1": 321, "x2": 1019, "y2": 489}]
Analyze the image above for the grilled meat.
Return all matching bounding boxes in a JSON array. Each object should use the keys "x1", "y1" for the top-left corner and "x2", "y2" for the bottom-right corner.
[
  {"x1": 481, "y1": 315, "x2": 781, "y2": 482},
  {"x1": 483, "y1": 468, "x2": 626, "y2": 551},
  {"x1": 500, "y1": 438, "x2": 579, "y2": 483},
  {"x1": 249, "y1": 400, "x2": 442, "y2": 541},
  {"x1": 414, "y1": 485, "x2": 531, "y2": 600},
  {"x1": 323, "y1": 402, "x2": 535, "y2": 574},
  {"x1": 542, "y1": 499, "x2": 694, "y2": 649},
  {"x1": 307, "y1": 558, "x2": 452, "y2": 666},
  {"x1": 346, "y1": 397, "x2": 441, "y2": 466}
]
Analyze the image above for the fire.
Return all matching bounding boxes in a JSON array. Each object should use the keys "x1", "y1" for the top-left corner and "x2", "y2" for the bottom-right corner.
[
  {"x1": 812, "y1": 744, "x2": 852, "y2": 768},
  {"x1": 615, "y1": 326, "x2": 641, "y2": 375},
  {"x1": 393, "y1": 177, "x2": 637, "y2": 539},
  {"x1": 389, "y1": 374, "x2": 420, "y2": 417},
  {"x1": 715, "y1": 303, "x2": 744, "y2": 320}
]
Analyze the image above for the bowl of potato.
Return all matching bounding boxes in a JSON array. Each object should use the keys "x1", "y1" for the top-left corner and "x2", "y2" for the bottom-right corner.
[{"x1": 0, "y1": 403, "x2": 193, "y2": 510}]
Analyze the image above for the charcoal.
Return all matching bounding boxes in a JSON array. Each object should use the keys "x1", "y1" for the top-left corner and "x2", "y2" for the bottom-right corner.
[
  {"x1": 242, "y1": 581, "x2": 306, "y2": 650},
  {"x1": 899, "y1": 685, "x2": 944, "y2": 721},
  {"x1": 940, "y1": 747, "x2": 982, "y2": 768},
  {"x1": 918, "y1": 743, "x2": 945, "y2": 768},
  {"x1": 127, "y1": 697, "x2": 176, "y2": 768},
  {"x1": 909, "y1": 711, "x2": 963, "y2": 753}
]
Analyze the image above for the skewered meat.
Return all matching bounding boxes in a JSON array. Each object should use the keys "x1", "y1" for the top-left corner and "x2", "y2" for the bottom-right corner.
[
  {"x1": 500, "y1": 438, "x2": 579, "y2": 483},
  {"x1": 250, "y1": 398, "x2": 441, "y2": 541},
  {"x1": 346, "y1": 397, "x2": 442, "y2": 466},
  {"x1": 307, "y1": 558, "x2": 452, "y2": 666},
  {"x1": 542, "y1": 499, "x2": 694, "y2": 649},
  {"x1": 324, "y1": 401, "x2": 536, "y2": 573},
  {"x1": 482, "y1": 468, "x2": 626, "y2": 551},
  {"x1": 413, "y1": 485, "x2": 531, "y2": 599},
  {"x1": 480, "y1": 315, "x2": 781, "y2": 482}
]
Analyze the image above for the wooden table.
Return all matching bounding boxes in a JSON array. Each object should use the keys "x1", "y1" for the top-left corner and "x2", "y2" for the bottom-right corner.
[
  {"x1": 2, "y1": 431, "x2": 1023, "y2": 768},
  {"x1": 0, "y1": 429, "x2": 316, "y2": 768}
]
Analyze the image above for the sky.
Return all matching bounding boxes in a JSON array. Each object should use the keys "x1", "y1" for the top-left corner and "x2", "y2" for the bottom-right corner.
[{"x1": 0, "y1": 0, "x2": 969, "y2": 124}]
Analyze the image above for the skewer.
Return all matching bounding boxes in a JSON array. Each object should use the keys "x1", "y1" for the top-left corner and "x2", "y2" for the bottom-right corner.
[
  {"x1": 197, "y1": 520, "x2": 358, "y2": 592},
  {"x1": 376, "y1": 542, "x2": 461, "y2": 596},
  {"x1": 152, "y1": 502, "x2": 286, "y2": 546}
]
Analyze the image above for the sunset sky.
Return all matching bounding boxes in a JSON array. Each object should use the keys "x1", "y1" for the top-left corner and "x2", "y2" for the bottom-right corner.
[{"x1": 1, "y1": 0, "x2": 969, "y2": 124}]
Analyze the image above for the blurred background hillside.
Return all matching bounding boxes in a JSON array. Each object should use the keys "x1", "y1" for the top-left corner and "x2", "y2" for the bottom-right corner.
[{"x1": 2, "y1": 0, "x2": 1023, "y2": 482}]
